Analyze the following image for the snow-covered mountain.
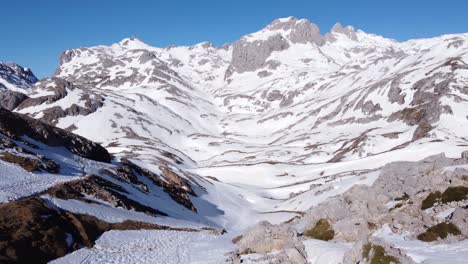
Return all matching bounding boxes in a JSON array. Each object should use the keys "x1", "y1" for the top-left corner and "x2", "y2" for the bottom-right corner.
[
  {"x1": 0, "y1": 62, "x2": 38, "y2": 111},
  {"x1": 0, "y1": 62, "x2": 37, "y2": 91},
  {"x1": 1, "y1": 17, "x2": 468, "y2": 263}
]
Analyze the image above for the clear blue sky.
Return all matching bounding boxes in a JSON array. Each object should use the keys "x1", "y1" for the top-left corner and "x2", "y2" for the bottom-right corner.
[{"x1": 2, "y1": 0, "x2": 467, "y2": 78}]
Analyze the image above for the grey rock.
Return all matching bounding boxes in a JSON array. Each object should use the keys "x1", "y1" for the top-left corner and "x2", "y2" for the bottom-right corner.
[
  {"x1": 235, "y1": 221, "x2": 306, "y2": 259},
  {"x1": 139, "y1": 51, "x2": 157, "y2": 64},
  {"x1": 450, "y1": 207, "x2": 468, "y2": 236},
  {"x1": 330, "y1": 23, "x2": 358, "y2": 41},
  {"x1": 227, "y1": 34, "x2": 290, "y2": 77},
  {"x1": 344, "y1": 238, "x2": 416, "y2": 264},
  {"x1": 16, "y1": 77, "x2": 70, "y2": 110},
  {"x1": 257, "y1": 71, "x2": 272, "y2": 78},
  {"x1": 0, "y1": 90, "x2": 29, "y2": 110},
  {"x1": 226, "y1": 17, "x2": 328, "y2": 76},
  {"x1": 461, "y1": 150, "x2": 468, "y2": 160},
  {"x1": 361, "y1": 101, "x2": 382, "y2": 115},
  {"x1": 267, "y1": 17, "x2": 322, "y2": 45}
]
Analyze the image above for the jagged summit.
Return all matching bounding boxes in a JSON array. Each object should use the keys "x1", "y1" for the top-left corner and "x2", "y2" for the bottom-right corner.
[
  {"x1": 244, "y1": 17, "x2": 321, "y2": 45},
  {"x1": 249, "y1": 17, "x2": 363, "y2": 44},
  {"x1": 118, "y1": 36, "x2": 151, "y2": 48},
  {"x1": 329, "y1": 22, "x2": 358, "y2": 40},
  {"x1": 0, "y1": 62, "x2": 38, "y2": 91}
]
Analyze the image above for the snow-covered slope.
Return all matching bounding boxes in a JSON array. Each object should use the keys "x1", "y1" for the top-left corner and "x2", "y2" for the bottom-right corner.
[
  {"x1": 1, "y1": 16, "x2": 468, "y2": 263},
  {"x1": 23, "y1": 17, "x2": 468, "y2": 165},
  {"x1": 16, "y1": 17, "x2": 468, "y2": 221}
]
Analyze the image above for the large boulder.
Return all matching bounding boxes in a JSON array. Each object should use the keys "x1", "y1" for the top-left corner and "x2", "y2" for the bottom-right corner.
[{"x1": 235, "y1": 221, "x2": 307, "y2": 263}]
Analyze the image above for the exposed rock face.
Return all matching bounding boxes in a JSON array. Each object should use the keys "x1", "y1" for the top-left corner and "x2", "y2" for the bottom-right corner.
[
  {"x1": 226, "y1": 17, "x2": 325, "y2": 77},
  {"x1": 235, "y1": 221, "x2": 307, "y2": 263},
  {"x1": 451, "y1": 207, "x2": 468, "y2": 237},
  {"x1": 0, "y1": 91, "x2": 29, "y2": 110},
  {"x1": 0, "y1": 108, "x2": 111, "y2": 163},
  {"x1": 227, "y1": 34, "x2": 290, "y2": 77},
  {"x1": 388, "y1": 72, "x2": 456, "y2": 141},
  {"x1": 268, "y1": 17, "x2": 323, "y2": 45},
  {"x1": 325, "y1": 22, "x2": 358, "y2": 42}
]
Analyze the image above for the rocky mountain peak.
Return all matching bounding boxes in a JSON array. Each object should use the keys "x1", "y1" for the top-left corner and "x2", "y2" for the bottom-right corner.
[
  {"x1": 118, "y1": 36, "x2": 149, "y2": 48},
  {"x1": 267, "y1": 16, "x2": 315, "y2": 30},
  {"x1": 332, "y1": 22, "x2": 357, "y2": 38},
  {"x1": 0, "y1": 62, "x2": 38, "y2": 90},
  {"x1": 260, "y1": 16, "x2": 323, "y2": 45},
  {"x1": 226, "y1": 17, "x2": 326, "y2": 76}
]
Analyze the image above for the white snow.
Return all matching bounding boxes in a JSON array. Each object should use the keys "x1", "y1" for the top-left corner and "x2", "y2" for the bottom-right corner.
[
  {"x1": 375, "y1": 226, "x2": 468, "y2": 263},
  {"x1": 303, "y1": 239, "x2": 352, "y2": 264},
  {"x1": 50, "y1": 230, "x2": 235, "y2": 264}
]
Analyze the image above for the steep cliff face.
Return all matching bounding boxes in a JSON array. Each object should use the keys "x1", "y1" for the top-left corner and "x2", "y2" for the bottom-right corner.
[{"x1": 227, "y1": 17, "x2": 324, "y2": 76}]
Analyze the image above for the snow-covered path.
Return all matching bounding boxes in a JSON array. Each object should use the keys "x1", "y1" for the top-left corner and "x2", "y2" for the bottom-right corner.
[{"x1": 51, "y1": 230, "x2": 235, "y2": 264}]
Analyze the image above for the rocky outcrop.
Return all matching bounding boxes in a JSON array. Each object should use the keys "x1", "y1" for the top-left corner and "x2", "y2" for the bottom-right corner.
[
  {"x1": 0, "y1": 108, "x2": 111, "y2": 163},
  {"x1": 0, "y1": 152, "x2": 59, "y2": 173},
  {"x1": 451, "y1": 207, "x2": 468, "y2": 237},
  {"x1": 344, "y1": 238, "x2": 416, "y2": 264},
  {"x1": 16, "y1": 78, "x2": 70, "y2": 110},
  {"x1": 388, "y1": 72, "x2": 455, "y2": 141},
  {"x1": 47, "y1": 175, "x2": 166, "y2": 216},
  {"x1": 0, "y1": 90, "x2": 29, "y2": 110},
  {"x1": 268, "y1": 17, "x2": 323, "y2": 45},
  {"x1": 234, "y1": 221, "x2": 307, "y2": 263},
  {"x1": 324, "y1": 23, "x2": 358, "y2": 42},
  {"x1": 121, "y1": 159, "x2": 197, "y2": 212},
  {"x1": 226, "y1": 17, "x2": 324, "y2": 77},
  {"x1": 227, "y1": 34, "x2": 290, "y2": 77}
]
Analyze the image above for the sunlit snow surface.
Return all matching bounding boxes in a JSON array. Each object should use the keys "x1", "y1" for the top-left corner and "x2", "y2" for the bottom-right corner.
[
  {"x1": 374, "y1": 226, "x2": 468, "y2": 264},
  {"x1": 0, "y1": 136, "x2": 108, "y2": 203},
  {"x1": 2, "y1": 17, "x2": 468, "y2": 263},
  {"x1": 51, "y1": 230, "x2": 235, "y2": 264}
]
